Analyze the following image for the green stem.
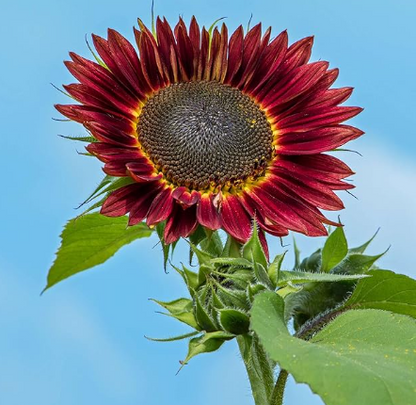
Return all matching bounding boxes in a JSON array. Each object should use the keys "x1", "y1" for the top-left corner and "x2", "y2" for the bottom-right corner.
[
  {"x1": 237, "y1": 335, "x2": 275, "y2": 405},
  {"x1": 270, "y1": 369, "x2": 289, "y2": 405}
]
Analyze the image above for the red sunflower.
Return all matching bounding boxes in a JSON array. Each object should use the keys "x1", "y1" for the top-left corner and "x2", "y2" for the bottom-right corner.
[{"x1": 56, "y1": 17, "x2": 363, "y2": 245}]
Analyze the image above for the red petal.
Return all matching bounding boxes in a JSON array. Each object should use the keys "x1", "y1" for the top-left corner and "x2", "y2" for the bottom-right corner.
[
  {"x1": 65, "y1": 53, "x2": 140, "y2": 107},
  {"x1": 172, "y1": 187, "x2": 201, "y2": 208},
  {"x1": 277, "y1": 125, "x2": 364, "y2": 154},
  {"x1": 277, "y1": 106, "x2": 363, "y2": 133},
  {"x1": 224, "y1": 25, "x2": 244, "y2": 84},
  {"x1": 128, "y1": 184, "x2": 162, "y2": 225},
  {"x1": 220, "y1": 194, "x2": 252, "y2": 242},
  {"x1": 164, "y1": 204, "x2": 198, "y2": 243},
  {"x1": 146, "y1": 187, "x2": 175, "y2": 226},
  {"x1": 247, "y1": 30, "x2": 288, "y2": 94},
  {"x1": 101, "y1": 184, "x2": 142, "y2": 216},
  {"x1": 196, "y1": 194, "x2": 221, "y2": 230},
  {"x1": 262, "y1": 61, "x2": 329, "y2": 109},
  {"x1": 84, "y1": 121, "x2": 137, "y2": 147}
]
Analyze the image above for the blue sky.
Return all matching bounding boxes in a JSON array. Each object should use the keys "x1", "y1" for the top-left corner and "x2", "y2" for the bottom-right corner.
[{"x1": 1, "y1": 1, "x2": 416, "y2": 404}]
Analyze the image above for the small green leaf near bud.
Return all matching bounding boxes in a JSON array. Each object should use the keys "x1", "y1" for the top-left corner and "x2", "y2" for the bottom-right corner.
[
  {"x1": 321, "y1": 227, "x2": 348, "y2": 272},
  {"x1": 222, "y1": 235, "x2": 243, "y2": 258},
  {"x1": 180, "y1": 331, "x2": 234, "y2": 369},
  {"x1": 331, "y1": 251, "x2": 387, "y2": 275},
  {"x1": 242, "y1": 222, "x2": 268, "y2": 268},
  {"x1": 349, "y1": 228, "x2": 380, "y2": 254},
  {"x1": 268, "y1": 252, "x2": 287, "y2": 287}
]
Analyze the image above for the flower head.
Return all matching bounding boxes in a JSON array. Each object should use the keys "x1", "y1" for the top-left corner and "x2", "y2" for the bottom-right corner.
[{"x1": 56, "y1": 17, "x2": 363, "y2": 244}]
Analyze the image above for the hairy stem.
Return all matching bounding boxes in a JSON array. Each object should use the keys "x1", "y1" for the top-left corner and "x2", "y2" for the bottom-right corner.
[
  {"x1": 237, "y1": 335, "x2": 274, "y2": 405},
  {"x1": 270, "y1": 369, "x2": 289, "y2": 405}
]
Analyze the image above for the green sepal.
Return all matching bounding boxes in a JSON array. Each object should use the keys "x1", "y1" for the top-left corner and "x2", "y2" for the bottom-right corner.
[
  {"x1": 182, "y1": 264, "x2": 200, "y2": 291},
  {"x1": 253, "y1": 261, "x2": 274, "y2": 289},
  {"x1": 247, "y1": 283, "x2": 267, "y2": 303},
  {"x1": 349, "y1": 228, "x2": 379, "y2": 254},
  {"x1": 189, "y1": 243, "x2": 214, "y2": 266},
  {"x1": 156, "y1": 222, "x2": 178, "y2": 271},
  {"x1": 277, "y1": 283, "x2": 303, "y2": 298},
  {"x1": 299, "y1": 248, "x2": 322, "y2": 273},
  {"x1": 209, "y1": 267, "x2": 253, "y2": 286},
  {"x1": 59, "y1": 134, "x2": 96, "y2": 143},
  {"x1": 293, "y1": 236, "x2": 301, "y2": 269},
  {"x1": 192, "y1": 288, "x2": 217, "y2": 332},
  {"x1": 151, "y1": 297, "x2": 200, "y2": 329},
  {"x1": 320, "y1": 227, "x2": 348, "y2": 272},
  {"x1": 189, "y1": 226, "x2": 207, "y2": 263},
  {"x1": 277, "y1": 271, "x2": 368, "y2": 287},
  {"x1": 219, "y1": 309, "x2": 250, "y2": 335},
  {"x1": 210, "y1": 257, "x2": 253, "y2": 268},
  {"x1": 268, "y1": 252, "x2": 287, "y2": 287},
  {"x1": 180, "y1": 330, "x2": 234, "y2": 369},
  {"x1": 222, "y1": 235, "x2": 242, "y2": 258},
  {"x1": 242, "y1": 222, "x2": 268, "y2": 268},
  {"x1": 211, "y1": 287, "x2": 226, "y2": 309},
  {"x1": 150, "y1": 297, "x2": 192, "y2": 313},
  {"x1": 212, "y1": 280, "x2": 250, "y2": 310},
  {"x1": 200, "y1": 230, "x2": 223, "y2": 256},
  {"x1": 145, "y1": 331, "x2": 199, "y2": 342},
  {"x1": 331, "y1": 250, "x2": 388, "y2": 274}
]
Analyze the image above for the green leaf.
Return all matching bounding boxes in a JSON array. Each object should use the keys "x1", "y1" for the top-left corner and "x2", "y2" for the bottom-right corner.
[
  {"x1": 247, "y1": 283, "x2": 268, "y2": 302},
  {"x1": 349, "y1": 228, "x2": 380, "y2": 254},
  {"x1": 299, "y1": 248, "x2": 322, "y2": 273},
  {"x1": 45, "y1": 214, "x2": 152, "y2": 290},
  {"x1": 321, "y1": 227, "x2": 348, "y2": 272},
  {"x1": 181, "y1": 330, "x2": 233, "y2": 367},
  {"x1": 59, "y1": 134, "x2": 96, "y2": 143},
  {"x1": 332, "y1": 251, "x2": 387, "y2": 274},
  {"x1": 210, "y1": 257, "x2": 253, "y2": 268},
  {"x1": 242, "y1": 223, "x2": 268, "y2": 268},
  {"x1": 189, "y1": 243, "x2": 214, "y2": 266},
  {"x1": 253, "y1": 262, "x2": 274, "y2": 289},
  {"x1": 222, "y1": 235, "x2": 242, "y2": 258},
  {"x1": 343, "y1": 269, "x2": 416, "y2": 318},
  {"x1": 157, "y1": 310, "x2": 200, "y2": 330},
  {"x1": 189, "y1": 226, "x2": 207, "y2": 263},
  {"x1": 150, "y1": 298, "x2": 192, "y2": 314},
  {"x1": 252, "y1": 292, "x2": 416, "y2": 405},
  {"x1": 268, "y1": 252, "x2": 287, "y2": 287},
  {"x1": 193, "y1": 289, "x2": 217, "y2": 332},
  {"x1": 277, "y1": 270, "x2": 368, "y2": 287},
  {"x1": 292, "y1": 236, "x2": 301, "y2": 269},
  {"x1": 200, "y1": 230, "x2": 223, "y2": 256},
  {"x1": 212, "y1": 280, "x2": 250, "y2": 310},
  {"x1": 145, "y1": 331, "x2": 199, "y2": 342},
  {"x1": 276, "y1": 283, "x2": 302, "y2": 298},
  {"x1": 219, "y1": 309, "x2": 250, "y2": 335}
]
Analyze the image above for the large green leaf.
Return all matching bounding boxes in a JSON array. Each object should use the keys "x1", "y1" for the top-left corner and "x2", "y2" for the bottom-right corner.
[
  {"x1": 251, "y1": 292, "x2": 416, "y2": 405},
  {"x1": 45, "y1": 213, "x2": 152, "y2": 290},
  {"x1": 343, "y1": 269, "x2": 416, "y2": 318}
]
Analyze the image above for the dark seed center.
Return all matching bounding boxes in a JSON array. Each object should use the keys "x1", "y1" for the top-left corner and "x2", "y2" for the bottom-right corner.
[{"x1": 137, "y1": 81, "x2": 273, "y2": 190}]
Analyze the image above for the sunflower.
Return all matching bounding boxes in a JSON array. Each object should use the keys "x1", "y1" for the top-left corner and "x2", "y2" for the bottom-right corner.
[{"x1": 56, "y1": 17, "x2": 363, "y2": 245}]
